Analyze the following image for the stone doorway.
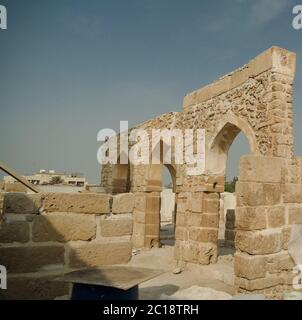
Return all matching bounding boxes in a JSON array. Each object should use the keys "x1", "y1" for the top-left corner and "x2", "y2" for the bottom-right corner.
[{"x1": 160, "y1": 165, "x2": 177, "y2": 247}]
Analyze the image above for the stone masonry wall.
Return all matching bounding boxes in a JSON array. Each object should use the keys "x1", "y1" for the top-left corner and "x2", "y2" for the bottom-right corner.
[
  {"x1": 234, "y1": 156, "x2": 301, "y2": 298},
  {"x1": 0, "y1": 192, "x2": 134, "y2": 300},
  {"x1": 100, "y1": 46, "x2": 300, "y2": 295}
]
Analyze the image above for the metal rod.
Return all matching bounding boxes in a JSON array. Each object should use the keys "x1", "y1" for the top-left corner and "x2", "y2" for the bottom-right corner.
[{"x1": 0, "y1": 161, "x2": 40, "y2": 193}]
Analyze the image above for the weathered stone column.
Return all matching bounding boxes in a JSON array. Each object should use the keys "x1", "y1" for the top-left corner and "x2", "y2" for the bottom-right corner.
[
  {"x1": 132, "y1": 164, "x2": 162, "y2": 248},
  {"x1": 174, "y1": 175, "x2": 223, "y2": 266},
  {"x1": 234, "y1": 155, "x2": 295, "y2": 298}
]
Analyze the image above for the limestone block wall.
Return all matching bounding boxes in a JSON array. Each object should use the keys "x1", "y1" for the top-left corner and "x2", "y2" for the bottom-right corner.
[
  {"x1": 234, "y1": 156, "x2": 300, "y2": 298},
  {"x1": 174, "y1": 190, "x2": 220, "y2": 265},
  {"x1": 0, "y1": 192, "x2": 134, "y2": 300}
]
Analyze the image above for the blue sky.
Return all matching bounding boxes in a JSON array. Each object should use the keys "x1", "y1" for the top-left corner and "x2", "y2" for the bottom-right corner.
[{"x1": 0, "y1": 0, "x2": 301, "y2": 183}]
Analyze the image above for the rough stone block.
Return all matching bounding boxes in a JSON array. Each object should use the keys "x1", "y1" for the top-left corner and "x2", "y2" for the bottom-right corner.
[
  {"x1": 43, "y1": 193, "x2": 110, "y2": 214},
  {"x1": 145, "y1": 212, "x2": 160, "y2": 225},
  {"x1": 133, "y1": 210, "x2": 145, "y2": 224},
  {"x1": 175, "y1": 241, "x2": 217, "y2": 265},
  {"x1": 191, "y1": 194, "x2": 203, "y2": 213},
  {"x1": 176, "y1": 212, "x2": 186, "y2": 227},
  {"x1": 239, "y1": 156, "x2": 284, "y2": 183},
  {"x1": 134, "y1": 194, "x2": 146, "y2": 212},
  {"x1": 132, "y1": 233, "x2": 145, "y2": 249},
  {"x1": 186, "y1": 213, "x2": 202, "y2": 227},
  {"x1": 202, "y1": 200, "x2": 220, "y2": 214},
  {"x1": 0, "y1": 245, "x2": 65, "y2": 273},
  {"x1": 189, "y1": 227, "x2": 218, "y2": 243},
  {"x1": 0, "y1": 275, "x2": 70, "y2": 300},
  {"x1": 100, "y1": 216, "x2": 133, "y2": 237},
  {"x1": 176, "y1": 198, "x2": 189, "y2": 213},
  {"x1": 236, "y1": 182, "x2": 281, "y2": 206},
  {"x1": 0, "y1": 220, "x2": 30, "y2": 243},
  {"x1": 236, "y1": 207, "x2": 266, "y2": 230},
  {"x1": 267, "y1": 206, "x2": 285, "y2": 228},
  {"x1": 262, "y1": 184, "x2": 282, "y2": 206},
  {"x1": 266, "y1": 252, "x2": 295, "y2": 273},
  {"x1": 4, "y1": 193, "x2": 42, "y2": 214},
  {"x1": 235, "y1": 275, "x2": 283, "y2": 291},
  {"x1": 235, "y1": 230, "x2": 282, "y2": 255},
  {"x1": 283, "y1": 184, "x2": 302, "y2": 203},
  {"x1": 282, "y1": 226, "x2": 292, "y2": 250},
  {"x1": 32, "y1": 214, "x2": 96, "y2": 242},
  {"x1": 288, "y1": 207, "x2": 302, "y2": 224},
  {"x1": 175, "y1": 227, "x2": 188, "y2": 241},
  {"x1": 145, "y1": 223, "x2": 159, "y2": 236},
  {"x1": 234, "y1": 253, "x2": 267, "y2": 280},
  {"x1": 69, "y1": 241, "x2": 132, "y2": 268},
  {"x1": 145, "y1": 195, "x2": 160, "y2": 213},
  {"x1": 112, "y1": 193, "x2": 135, "y2": 213},
  {"x1": 201, "y1": 214, "x2": 219, "y2": 228}
]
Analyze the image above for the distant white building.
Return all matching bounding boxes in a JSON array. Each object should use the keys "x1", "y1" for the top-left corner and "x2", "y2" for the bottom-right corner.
[{"x1": 4, "y1": 170, "x2": 86, "y2": 187}]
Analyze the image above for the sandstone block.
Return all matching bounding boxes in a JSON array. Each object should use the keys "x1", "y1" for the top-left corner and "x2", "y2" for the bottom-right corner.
[
  {"x1": 267, "y1": 206, "x2": 285, "y2": 228},
  {"x1": 176, "y1": 212, "x2": 186, "y2": 227},
  {"x1": 191, "y1": 194, "x2": 203, "y2": 213},
  {"x1": 239, "y1": 156, "x2": 284, "y2": 183},
  {"x1": 283, "y1": 184, "x2": 302, "y2": 203},
  {"x1": 100, "y1": 216, "x2": 133, "y2": 237},
  {"x1": 266, "y1": 252, "x2": 295, "y2": 274},
  {"x1": 0, "y1": 220, "x2": 30, "y2": 243},
  {"x1": 235, "y1": 275, "x2": 283, "y2": 291},
  {"x1": 175, "y1": 227, "x2": 188, "y2": 241},
  {"x1": 112, "y1": 193, "x2": 135, "y2": 213},
  {"x1": 236, "y1": 207, "x2": 266, "y2": 230},
  {"x1": 175, "y1": 242, "x2": 217, "y2": 265},
  {"x1": 189, "y1": 227, "x2": 218, "y2": 243},
  {"x1": 235, "y1": 230, "x2": 282, "y2": 255},
  {"x1": 186, "y1": 213, "x2": 202, "y2": 227},
  {"x1": 43, "y1": 193, "x2": 110, "y2": 214},
  {"x1": 145, "y1": 212, "x2": 160, "y2": 225},
  {"x1": 145, "y1": 195, "x2": 160, "y2": 213},
  {"x1": 134, "y1": 194, "x2": 146, "y2": 212},
  {"x1": 0, "y1": 245, "x2": 65, "y2": 273},
  {"x1": 202, "y1": 200, "x2": 220, "y2": 214},
  {"x1": 32, "y1": 214, "x2": 96, "y2": 242},
  {"x1": 133, "y1": 210, "x2": 145, "y2": 224},
  {"x1": 282, "y1": 226, "x2": 292, "y2": 250},
  {"x1": 4, "y1": 193, "x2": 42, "y2": 214},
  {"x1": 69, "y1": 242, "x2": 132, "y2": 268},
  {"x1": 288, "y1": 207, "x2": 302, "y2": 224},
  {"x1": 201, "y1": 214, "x2": 219, "y2": 228},
  {"x1": 145, "y1": 223, "x2": 159, "y2": 236},
  {"x1": 0, "y1": 275, "x2": 69, "y2": 300},
  {"x1": 234, "y1": 253, "x2": 267, "y2": 280},
  {"x1": 236, "y1": 182, "x2": 281, "y2": 206}
]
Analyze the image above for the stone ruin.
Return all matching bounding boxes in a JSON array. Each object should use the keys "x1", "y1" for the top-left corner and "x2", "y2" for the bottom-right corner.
[
  {"x1": 101, "y1": 47, "x2": 302, "y2": 296},
  {"x1": 1, "y1": 46, "x2": 302, "y2": 299}
]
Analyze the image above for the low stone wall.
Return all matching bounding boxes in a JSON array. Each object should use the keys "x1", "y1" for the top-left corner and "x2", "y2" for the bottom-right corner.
[{"x1": 0, "y1": 192, "x2": 134, "y2": 300}]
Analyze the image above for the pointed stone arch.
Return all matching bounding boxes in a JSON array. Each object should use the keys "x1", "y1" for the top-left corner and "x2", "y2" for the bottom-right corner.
[{"x1": 207, "y1": 114, "x2": 258, "y2": 175}]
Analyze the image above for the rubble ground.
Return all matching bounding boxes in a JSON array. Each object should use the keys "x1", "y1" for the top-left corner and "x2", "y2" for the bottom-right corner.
[{"x1": 128, "y1": 245, "x2": 236, "y2": 300}]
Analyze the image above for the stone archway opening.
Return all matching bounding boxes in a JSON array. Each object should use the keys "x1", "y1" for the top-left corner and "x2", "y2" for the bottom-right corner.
[
  {"x1": 218, "y1": 132, "x2": 250, "y2": 257},
  {"x1": 145, "y1": 161, "x2": 177, "y2": 248},
  {"x1": 160, "y1": 165, "x2": 176, "y2": 247},
  {"x1": 209, "y1": 119, "x2": 255, "y2": 258}
]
